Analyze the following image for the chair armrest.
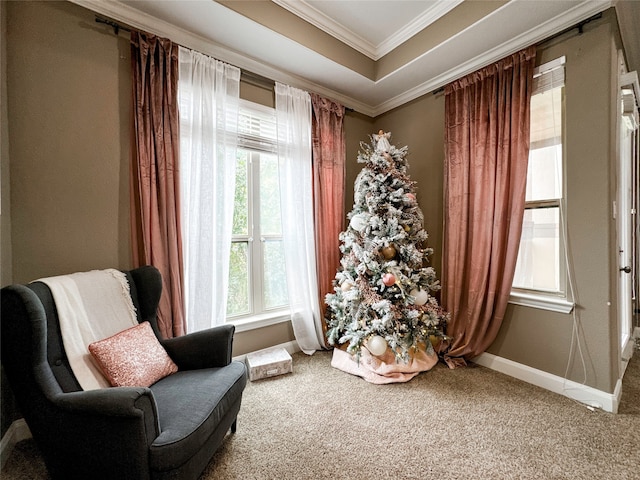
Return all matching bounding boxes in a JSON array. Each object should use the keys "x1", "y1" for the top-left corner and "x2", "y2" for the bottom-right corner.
[
  {"x1": 55, "y1": 386, "x2": 157, "y2": 417},
  {"x1": 162, "y1": 324, "x2": 235, "y2": 369},
  {"x1": 53, "y1": 387, "x2": 160, "y2": 441},
  {"x1": 29, "y1": 388, "x2": 160, "y2": 478}
]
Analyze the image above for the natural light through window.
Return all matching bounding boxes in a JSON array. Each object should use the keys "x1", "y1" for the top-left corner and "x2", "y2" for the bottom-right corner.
[
  {"x1": 227, "y1": 102, "x2": 289, "y2": 320},
  {"x1": 512, "y1": 57, "x2": 566, "y2": 299}
]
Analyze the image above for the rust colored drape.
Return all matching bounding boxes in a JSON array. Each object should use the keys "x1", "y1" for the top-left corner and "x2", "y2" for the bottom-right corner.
[
  {"x1": 310, "y1": 94, "x2": 346, "y2": 346},
  {"x1": 441, "y1": 46, "x2": 536, "y2": 367},
  {"x1": 130, "y1": 31, "x2": 185, "y2": 338}
]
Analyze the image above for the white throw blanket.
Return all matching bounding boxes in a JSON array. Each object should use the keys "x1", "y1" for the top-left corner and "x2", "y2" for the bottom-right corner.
[{"x1": 37, "y1": 269, "x2": 138, "y2": 390}]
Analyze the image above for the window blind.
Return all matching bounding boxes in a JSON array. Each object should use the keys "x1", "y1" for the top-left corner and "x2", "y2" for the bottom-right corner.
[
  {"x1": 530, "y1": 57, "x2": 565, "y2": 149},
  {"x1": 237, "y1": 101, "x2": 277, "y2": 154},
  {"x1": 533, "y1": 56, "x2": 565, "y2": 94}
]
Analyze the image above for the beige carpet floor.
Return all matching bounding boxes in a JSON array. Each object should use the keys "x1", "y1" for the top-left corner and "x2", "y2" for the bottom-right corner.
[{"x1": 3, "y1": 349, "x2": 640, "y2": 479}]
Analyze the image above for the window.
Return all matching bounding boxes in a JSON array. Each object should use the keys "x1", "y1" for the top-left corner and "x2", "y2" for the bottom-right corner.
[
  {"x1": 511, "y1": 57, "x2": 573, "y2": 312},
  {"x1": 227, "y1": 101, "x2": 289, "y2": 321}
]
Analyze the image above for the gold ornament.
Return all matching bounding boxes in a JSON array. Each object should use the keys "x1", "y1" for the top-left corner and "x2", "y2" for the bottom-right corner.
[
  {"x1": 403, "y1": 224, "x2": 411, "y2": 232},
  {"x1": 381, "y1": 245, "x2": 397, "y2": 260},
  {"x1": 341, "y1": 279, "x2": 355, "y2": 291}
]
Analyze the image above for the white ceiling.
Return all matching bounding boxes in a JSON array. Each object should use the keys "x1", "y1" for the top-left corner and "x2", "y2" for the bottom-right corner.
[
  {"x1": 75, "y1": 0, "x2": 637, "y2": 116},
  {"x1": 273, "y1": 0, "x2": 464, "y2": 60}
]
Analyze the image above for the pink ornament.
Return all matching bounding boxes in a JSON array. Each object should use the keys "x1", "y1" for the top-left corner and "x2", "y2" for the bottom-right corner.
[
  {"x1": 382, "y1": 273, "x2": 396, "y2": 286},
  {"x1": 405, "y1": 193, "x2": 416, "y2": 203}
]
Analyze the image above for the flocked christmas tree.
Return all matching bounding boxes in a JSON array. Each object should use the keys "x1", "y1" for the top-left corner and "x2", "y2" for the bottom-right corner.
[{"x1": 325, "y1": 131, "x2": 448, "y2": 364}]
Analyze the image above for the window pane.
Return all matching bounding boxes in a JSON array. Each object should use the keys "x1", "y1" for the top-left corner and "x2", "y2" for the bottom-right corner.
[
  {"x1": 227, "y1": 241, "x2": 250, "y2": 316},
  {"x1": 513, "y1": 64, "x2": 564, "y2": 295},
  {"x1": 259, "y1": 153, "x2": 282, "y2": 235},
  {"x1": 530, "y1": 87, "x2": 562, "y2": 148},
  {"x1": 263, "y1": 239, "x2": 288, "y2": 309},
  {"x1": 526, "y1": 144, "x2": 562, "y2": 201},
  {"x1": 513, "y1": 207, "x2": 560, "y2": 292},
  {"x1": 527, "y1": 84, "x2": 563, "y2": 202},
  {"x1": 232, "y1": 151, "x2": 249, "y2": 236}
]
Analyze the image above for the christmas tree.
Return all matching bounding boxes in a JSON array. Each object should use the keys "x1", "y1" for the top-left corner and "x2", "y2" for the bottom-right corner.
[{"x1": 325, "y1": 131, "x2": 448, "y2": 368}]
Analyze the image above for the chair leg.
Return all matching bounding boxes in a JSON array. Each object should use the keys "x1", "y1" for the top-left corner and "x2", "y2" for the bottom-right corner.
[{"x1": 231, "y1": 419, "x2": 237, "y2": 433}]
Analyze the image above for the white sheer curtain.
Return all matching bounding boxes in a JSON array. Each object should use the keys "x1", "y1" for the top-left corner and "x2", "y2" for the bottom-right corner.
[
  {"x1": 178, "y1": 47, "x2": 240, "y2": 332},
  {"x1": 275, "y1": 83, "x2": 324, "y2": 354}
]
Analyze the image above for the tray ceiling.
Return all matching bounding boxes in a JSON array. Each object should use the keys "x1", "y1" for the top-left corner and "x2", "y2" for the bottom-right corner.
[{"x1": 73, "y1": 0, "x2": 637, "y2": 116}]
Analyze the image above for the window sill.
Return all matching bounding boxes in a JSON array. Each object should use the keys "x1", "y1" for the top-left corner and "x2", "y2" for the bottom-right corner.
[
  {"x1": 228, "y1": 310, "x2": 291, "y2": 333},
  {"x1": 509, "y1": 291, "x2": 574, "y2": 314}
]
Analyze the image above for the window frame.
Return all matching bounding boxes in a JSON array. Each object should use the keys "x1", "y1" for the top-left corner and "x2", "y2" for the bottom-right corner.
[
  {"x1": 227, "y1": 100, "x2": 290, "y2": 330},
  {"x1": 509, "y1": 56, "x2": 575, "y2": 314}
]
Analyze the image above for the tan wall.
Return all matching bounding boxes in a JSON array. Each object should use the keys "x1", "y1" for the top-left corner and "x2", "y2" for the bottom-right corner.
[
  {"x1": 1, "y1": 0, "x2": 11, "y2": 287},
  {"x1": 373, "y1": 94, "x2": 446, "y2": 274},
  {"x1": 365, "y1": 13, "x2": 621, "y2": 394},
  {"x1": 218, "y1": 0, "x2": 374, "y2": 80},
  {"x1": 376, "y1": 1, "x2": 507, "y2": 80},
  {"x1": 3, "y1": 1, "x2": 622, "y2": 402},
  {"x1": 344, "y1": 111, "x2": 376, "y2": 213},
  {"x1": 3, "y1": 0, "x2": 133, "y2": 436},
  {"x1": 2, "y1": 1, "x2": 376, "y2": 359},
  {"x1": 1, "y1": 0, "x2": 17, "y2": 441},
  {"x1": 7, "y1": 1, "x2": 131, "y2": 284},
  {"x1": 2, "y1": 1, "x2": 293, "y2": 358},
  {"x1": 487, "y1": 14, "x2": 619, "y2": 393}
]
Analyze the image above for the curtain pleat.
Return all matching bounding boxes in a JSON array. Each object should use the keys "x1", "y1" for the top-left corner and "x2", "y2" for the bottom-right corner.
[
  {"x1": 130, "y1": 31, "x2": 185, "y2": 338},
  {"x1": 310, "y1": 94, "x2": 346, "y2": 346},
  {"x1": 177, "y1": 47, "x2": 240, "y2": 332},
  {"x1": 441, "y1": 46, "x2": 536, "y2": 367},
  {"x1": 276, "y1": 83, "x2": 324, "y2": 354}
]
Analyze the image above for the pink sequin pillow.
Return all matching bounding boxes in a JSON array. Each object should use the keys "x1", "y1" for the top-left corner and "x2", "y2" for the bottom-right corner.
[{"x1": 88, "y1": 322, "x2": 178, "y2": 387}]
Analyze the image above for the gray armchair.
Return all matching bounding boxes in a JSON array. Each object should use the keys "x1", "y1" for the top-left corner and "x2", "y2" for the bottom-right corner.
[{"x1": 1, "y1": 265, "x2": 247, "y2": 480}]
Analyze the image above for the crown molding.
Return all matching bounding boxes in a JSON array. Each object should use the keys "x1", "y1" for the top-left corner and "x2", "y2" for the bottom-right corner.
[
  {"x1": 71, "y1": 0, "x2": 614, "y2": 118},
  {"x1": 272, "y1": 0, "x2": 376, "y2": 59},
  {"x1": 70, "y1": 0, "x2": 377, "y2": 116},
  {"x1": 370, "y1": 0, "x2": 614, "y2": 116},
  {"x1": 375, "y1": 0, "x2": 464, "y2": 60},
  {"x1": 273, "y1": 0, "x2": 463, "y2": 61}
]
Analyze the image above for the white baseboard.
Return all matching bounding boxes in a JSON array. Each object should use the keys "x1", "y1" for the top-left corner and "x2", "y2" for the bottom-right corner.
[
  {"x1": 9, "y1": 343, "x2": 622, "y2": 467},
  {"x1": 0, "y1": 419, "x2": 32, "y2": 470},
  {"x1": 473, "y1": 352, "x2": 622, "y2": 413}
]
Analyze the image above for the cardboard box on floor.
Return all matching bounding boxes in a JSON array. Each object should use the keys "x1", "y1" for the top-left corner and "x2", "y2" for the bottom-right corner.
[{"x1": 245, "y1": 347, "x2": 293, "y2": 381}]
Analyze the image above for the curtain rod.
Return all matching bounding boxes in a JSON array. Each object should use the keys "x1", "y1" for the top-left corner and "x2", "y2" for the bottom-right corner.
[
  {"x1": 97, "y1": 11, "x2": 602, "y2": 104},
  {"x1": 94, "y1": 15, "x2": 354, "y2": 113},
  {"x1": 95, "y1": 16, "x2": 273, "y2": 88},
  {"x1": 541, "y1": 12, "x2": 603, "y2": 45},
  {"x1": 95, "y1": 17, "x2": 130, "y2": 35},
  {"x1": 431, "y1": 12, "x2": 604, "y2": 96}
]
